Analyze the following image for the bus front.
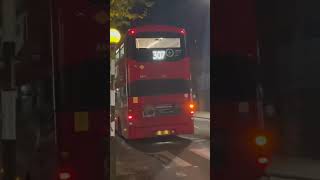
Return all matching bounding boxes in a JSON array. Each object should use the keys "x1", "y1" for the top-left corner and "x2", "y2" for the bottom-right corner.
[{"x1": 116, "y1": 25, "x2": 194, "y2": 139}]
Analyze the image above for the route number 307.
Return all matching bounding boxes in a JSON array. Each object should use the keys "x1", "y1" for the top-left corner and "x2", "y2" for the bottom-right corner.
[{"x1": 152, "y1": 50, "x2": 165, "y2": 60}]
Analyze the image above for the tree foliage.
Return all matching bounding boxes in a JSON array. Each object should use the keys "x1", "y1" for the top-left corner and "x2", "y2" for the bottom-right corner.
[{"x1": 110, "y1": 0, "x2": 154, "y2": 28}]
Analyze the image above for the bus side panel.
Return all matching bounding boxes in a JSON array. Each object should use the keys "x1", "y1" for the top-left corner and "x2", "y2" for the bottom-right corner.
[
  {"x1": 56, "y1": 111, "x2": 106, "y2": 180},
  {"x1": 127, "y1": 58, "x2": 191, "y2": 83}
]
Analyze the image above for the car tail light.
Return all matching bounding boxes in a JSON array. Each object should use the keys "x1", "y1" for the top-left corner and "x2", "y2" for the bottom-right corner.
[
  {"x1": 190, "y1": 111, "x2": 194, "y2": 114},
  {"x1": 128, "y1": 115, "x2": 133, "y2": 120},
  {"x1": 255, "y1": 135, "x2": 267, "y2": 147},
  {"x1": 128, "y1": 29, "x2": 136, "y2": 36},
  {"x1": 59, "y1": 172, "x2": 72, "y2": 180}
]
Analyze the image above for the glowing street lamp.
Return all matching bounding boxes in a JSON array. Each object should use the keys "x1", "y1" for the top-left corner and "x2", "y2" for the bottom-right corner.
[
  {"x1": 110, "y1": 27, "x2": 121, "y2": 179},
  {"x1": 110, "y1": 28, "x2": 121, "y2": 44}
]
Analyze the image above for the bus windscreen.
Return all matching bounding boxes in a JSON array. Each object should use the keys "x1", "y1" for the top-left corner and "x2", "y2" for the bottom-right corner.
[
  {"x1": 129, "y1": 32, "x2": 186, "y2": 62},
  {"x1": 136, "y1": 38, "x2": 181, "y2": 49}
]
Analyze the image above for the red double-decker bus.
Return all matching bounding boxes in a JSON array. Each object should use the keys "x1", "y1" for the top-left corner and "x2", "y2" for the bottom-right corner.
[
  {"x1": 114, "y1": 25, "x2": 194, "y2": 140},
  {"x1": 50, "y1": 0, "x2": 108, "y2": 179}
]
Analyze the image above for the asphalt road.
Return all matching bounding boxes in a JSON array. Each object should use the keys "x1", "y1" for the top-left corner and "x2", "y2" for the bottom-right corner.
[{"x1": 115, "y1": 117, "x2": 210, "y2": 180}]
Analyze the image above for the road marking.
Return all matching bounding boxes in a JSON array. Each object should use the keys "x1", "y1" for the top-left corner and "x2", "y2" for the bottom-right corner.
[
  {"x1": 149, "y1": 151, "x2": 192, "y2": 168},
  {"x1": 193, "y1": 117, "x2": 210, "y2": 122},
  {"x1": 179, "y1": 135, "x2": 201, "y2": 140},
  {"x1": 176, "y1": 171, "x2": 187, "y2": 177},
  {"x1": 190, "y1": 148, "x2": 210, "y2": 160},
  {"x1": 269, "y1": 177, "x2": 296, "y2": 180},
  {"x1": 194, "y1": 139, "x2": 208, "y2": 143}
]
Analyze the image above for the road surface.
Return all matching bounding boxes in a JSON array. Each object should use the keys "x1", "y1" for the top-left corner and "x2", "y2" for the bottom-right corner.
[
  {"x1": 261, "y1": 156, "x2": 320, "y2": 180},
  {"x1": 115, "y1": 112, "x2": 210, "y2": 180}
]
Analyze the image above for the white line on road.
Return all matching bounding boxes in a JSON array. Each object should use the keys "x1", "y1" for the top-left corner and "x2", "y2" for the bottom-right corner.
[
  {"x1": 193, "y1": 117, "x2": 210, "y2": 122},
  {"x1": 190, "y1": 148, "x2": 210, "y2": 160},
  {"x1": 149, "y1": 151, "x2": 192, "y2": 168},
  {"x1": 178, "y1": 135, "x2": 201, "y2": 140}
]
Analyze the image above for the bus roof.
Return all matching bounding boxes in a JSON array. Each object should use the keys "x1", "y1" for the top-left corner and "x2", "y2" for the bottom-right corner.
[{"x1": 127, "y1": 25, "x2": 186, "y2": 35}]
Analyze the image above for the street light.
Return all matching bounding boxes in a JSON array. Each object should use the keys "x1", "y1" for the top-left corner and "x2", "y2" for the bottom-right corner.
[
  {"x1": 109, "y1": 28, "x2": 120, "y2": 180},
  {"x1": 110, "y1": 28, "x2": 121, "y2": 44}
]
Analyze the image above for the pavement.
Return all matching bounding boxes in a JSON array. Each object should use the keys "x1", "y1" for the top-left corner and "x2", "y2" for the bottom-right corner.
[
  {"x1": 263, "y1": 156, "x2": 320, "y2": 180},
  {"x1": 114, "y1": 111, "x2": 210, "y2": 180},
  {"x1": 0, "y1": 104, "x2": 56, "y2": 180},
  {"x1": 192, "y1": 111, "x2": 210, "y2": 138}
]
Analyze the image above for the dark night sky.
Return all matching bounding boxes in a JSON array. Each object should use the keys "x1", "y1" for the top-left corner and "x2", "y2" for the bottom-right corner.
[
  {"x1": 133, "y1": 0, "x2": 191, "y2": 27},
  {"x1": 132, "y1": 0, "x2": 210, "y2": 41}
]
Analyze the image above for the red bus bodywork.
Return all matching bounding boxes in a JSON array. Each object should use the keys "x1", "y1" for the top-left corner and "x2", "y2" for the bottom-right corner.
[
  {"x1": 213, "y1": 0, "x2": 272, "y2": 179},
  {"x1": 51, "y1": 1, "x2": 108, "y2": 179},
  {"x1": 114, "y1": 25, "x2": 194, "y2": 139}
]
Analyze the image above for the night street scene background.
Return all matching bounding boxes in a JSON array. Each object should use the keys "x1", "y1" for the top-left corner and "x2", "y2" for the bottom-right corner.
[{"x1": 0, "y1": 0, "x2": 320, "y2": 180}]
